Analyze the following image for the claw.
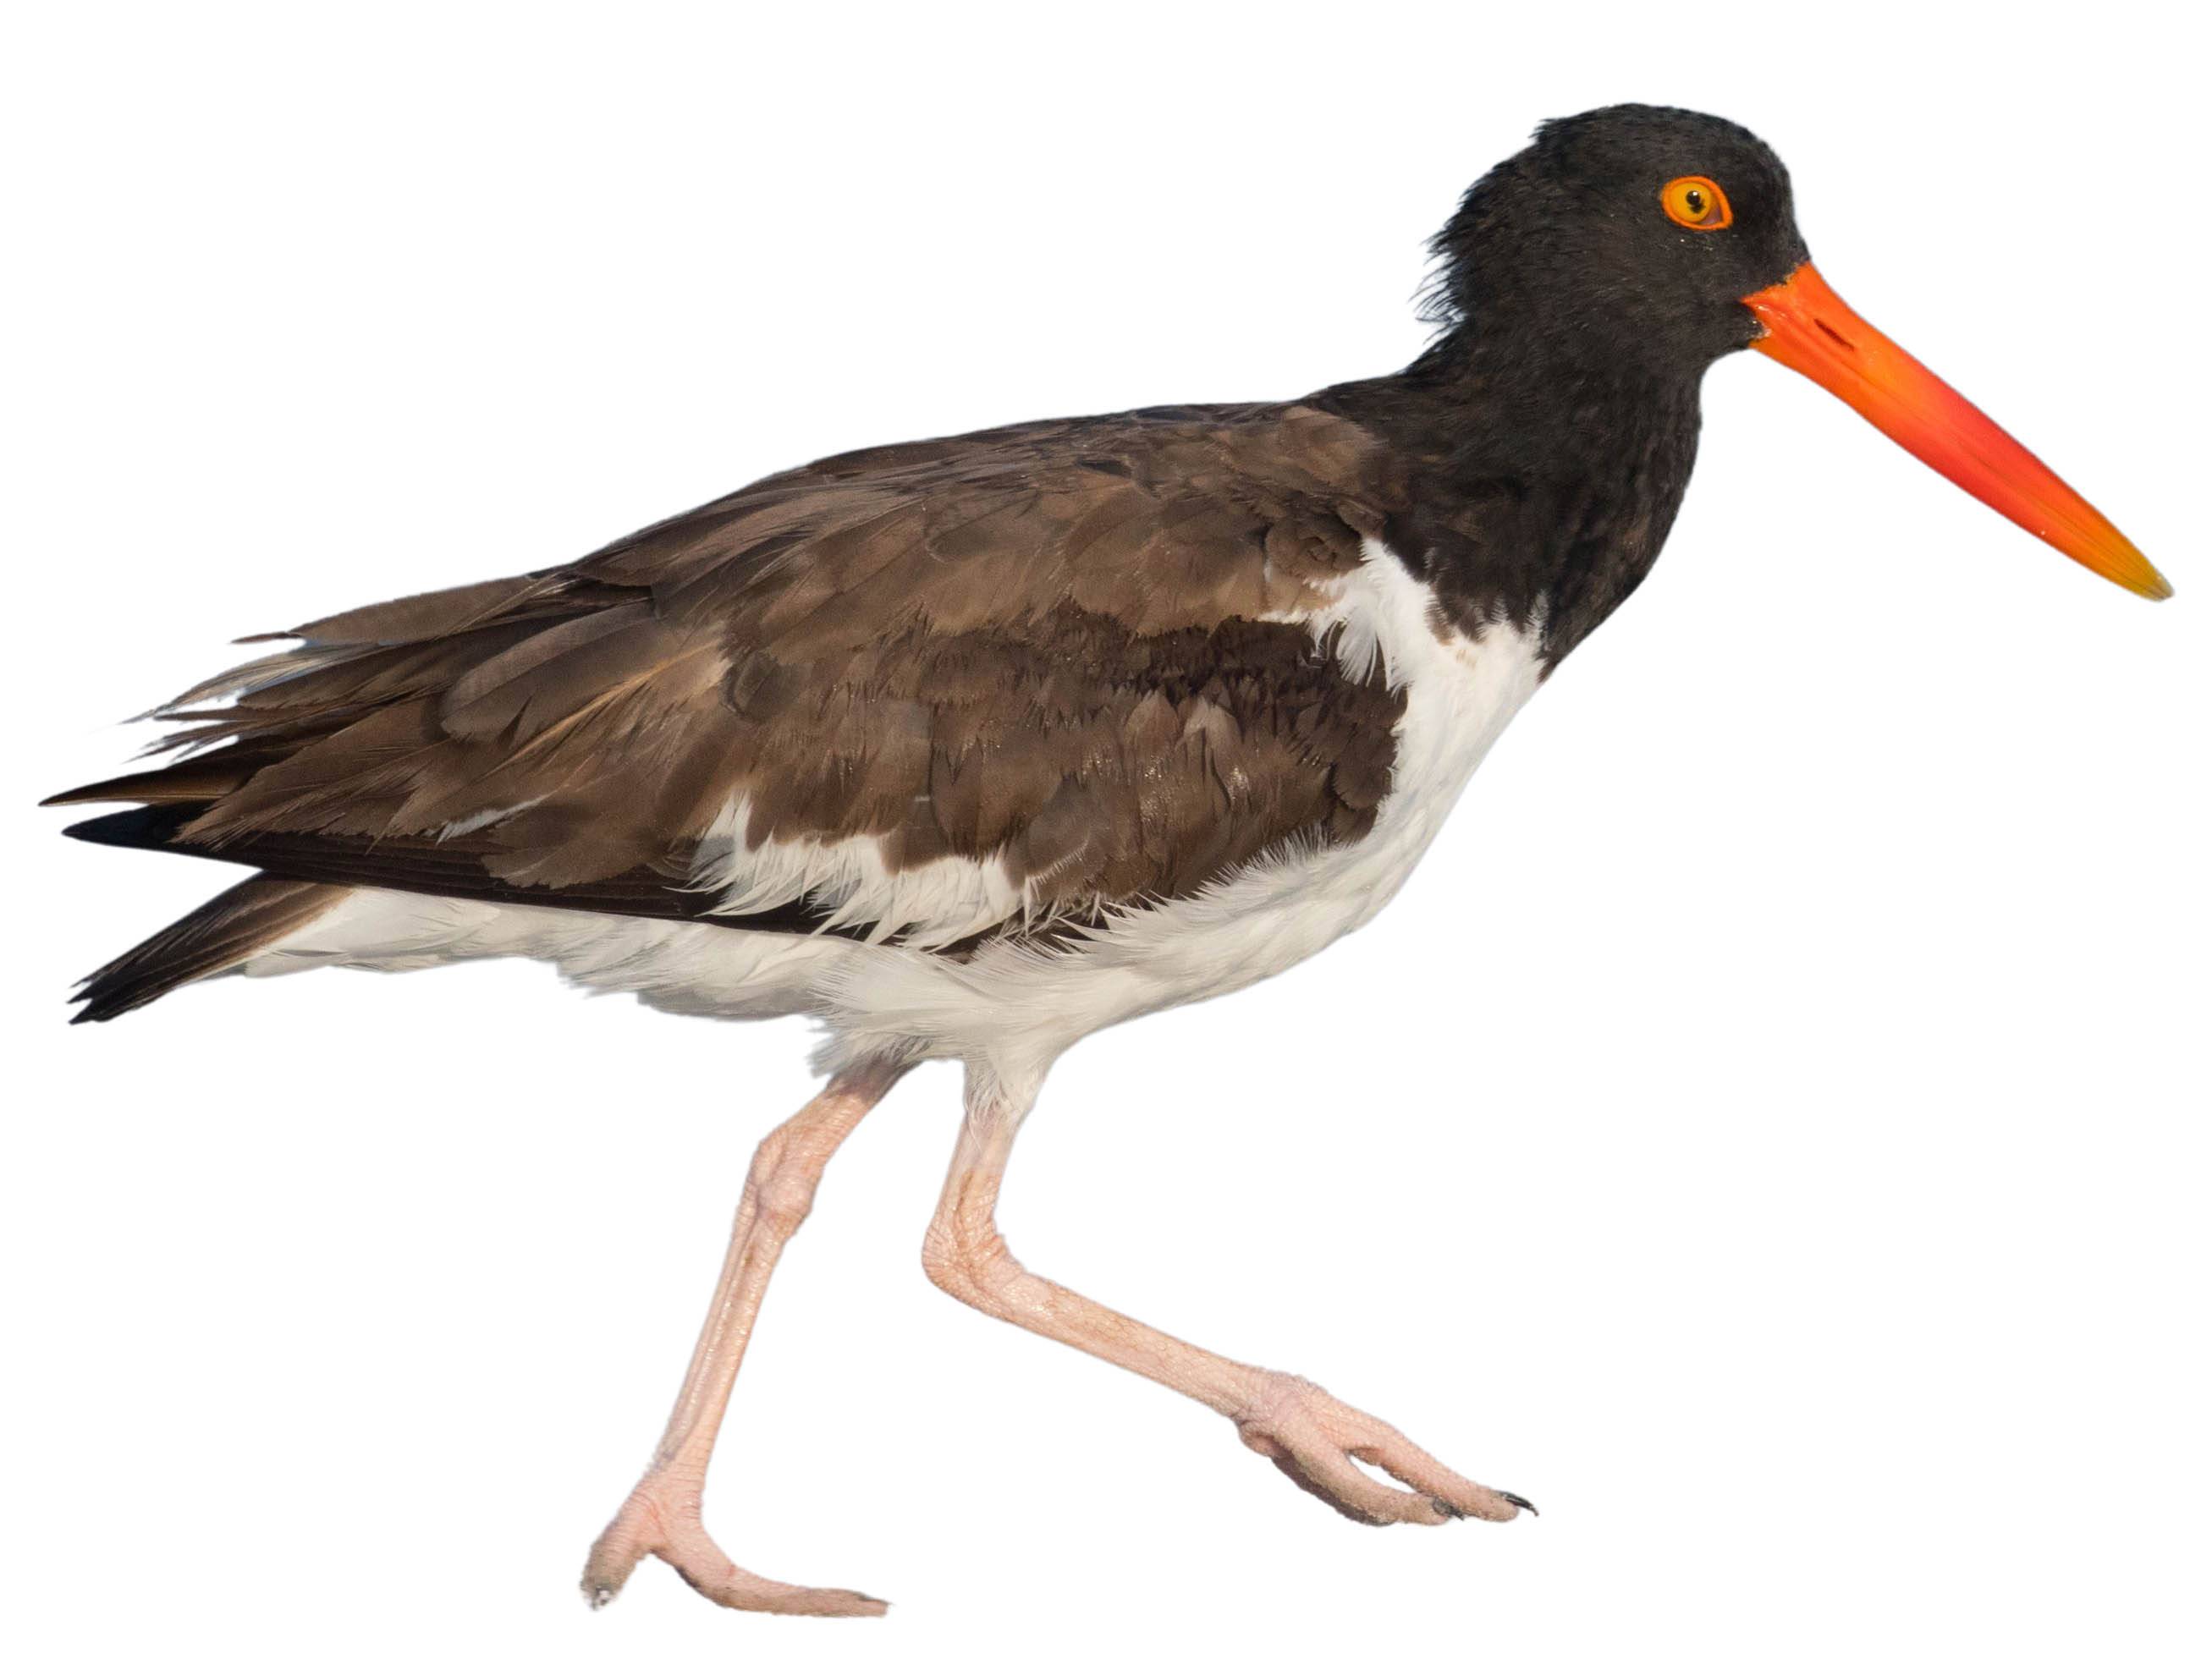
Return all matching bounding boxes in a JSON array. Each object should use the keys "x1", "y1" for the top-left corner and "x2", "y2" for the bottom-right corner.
[{"x1": 1497, "y1": 1490, "x2": 1538, "y2": 1516}]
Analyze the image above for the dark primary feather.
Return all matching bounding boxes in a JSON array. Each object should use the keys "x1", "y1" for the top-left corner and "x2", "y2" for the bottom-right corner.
[
  {"x1": 61, "y1": 804, "x2": 905, "y2": 942},
  {"x1": 64, "y1": 874, "x2": 346, "y2": 1024}
]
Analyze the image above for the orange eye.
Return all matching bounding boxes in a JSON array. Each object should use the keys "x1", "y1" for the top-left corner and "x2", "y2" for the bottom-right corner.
[{"x1": 1660, "y1": 174, "x2": 1732, "y2": 231}]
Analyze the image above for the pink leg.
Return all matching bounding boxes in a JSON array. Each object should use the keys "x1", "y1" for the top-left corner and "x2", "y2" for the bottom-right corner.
[
  {"x1": 582, "y1": 1060, "x2": 908, "y2": 1617},
  {"x1": 922, "y1": 1097, "x2": 1532, "y2": 1528}
]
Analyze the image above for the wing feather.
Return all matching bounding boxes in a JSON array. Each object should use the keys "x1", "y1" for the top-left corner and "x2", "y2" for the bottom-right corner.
[{"x1": 52, "y1": 402, "x2": 1408, "y2": 943}]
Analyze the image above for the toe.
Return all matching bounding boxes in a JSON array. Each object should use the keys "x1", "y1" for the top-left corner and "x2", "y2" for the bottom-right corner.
[
  {"x1": 1238, "y1": 1376, "x2": 1524, "y2": 1527},
  {"x1": 1271, "y1": 1439, "x2": 1452, "y2": 1527},
  {"x1": 707, "y1": 1582, "x2": 888, "y2": 1618},
  {"x1": 580, "y1": 1540, "x2": 648, "y2": 1606},
  {"x1": 666, "y1": 1541, "x2": 888, "y2": 1618},
  {"x1": 583, "y1": 1492, "x2": 884, "y2": 1618}
]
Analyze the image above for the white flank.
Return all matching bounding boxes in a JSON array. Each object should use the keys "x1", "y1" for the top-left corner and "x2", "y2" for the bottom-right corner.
[
  {"x1": 690, "y1": 796, "x2": 1024, "y2": 948},
  {"x1": 250, "y1": 890, "x2": 860, "y2": 1023}
]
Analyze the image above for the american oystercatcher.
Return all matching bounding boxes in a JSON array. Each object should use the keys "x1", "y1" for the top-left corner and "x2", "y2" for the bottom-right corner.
[{"x1": 47, "y1": 105, "x2": 2169, "y2": 1617}]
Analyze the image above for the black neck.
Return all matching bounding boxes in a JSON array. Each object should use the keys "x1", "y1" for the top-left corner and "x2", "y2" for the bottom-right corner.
[{"x1": 1312, "y1": 321, "x2": 1707, "y2": 668}]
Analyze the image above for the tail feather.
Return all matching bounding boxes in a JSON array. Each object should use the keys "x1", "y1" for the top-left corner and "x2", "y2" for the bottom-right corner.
[
  {"x1": 56, "y1": 803, "x2": 198, "y2": 850},
  {"x1": 71, "y1": 875, "x2": 349, "y2": 1024}
]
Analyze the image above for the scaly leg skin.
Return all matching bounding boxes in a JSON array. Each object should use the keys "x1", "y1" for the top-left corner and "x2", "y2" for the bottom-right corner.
[
  {"x1": 581, "y1": 1060, "x2": 909, "y2": 1617},
  {"x1": 922, "y1": 1090, "x2": 1533, "y2": 1529}
]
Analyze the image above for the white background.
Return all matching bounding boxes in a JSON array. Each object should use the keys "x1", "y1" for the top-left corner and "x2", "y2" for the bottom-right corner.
[{"x1": 3, "y1": 4, "x2": 2204, "y2": 1656}]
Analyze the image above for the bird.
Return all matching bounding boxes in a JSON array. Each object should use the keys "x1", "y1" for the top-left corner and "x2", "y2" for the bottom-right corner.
[{"x1": 47, "y1": 103, "x2": 2170, "y2": 1618}]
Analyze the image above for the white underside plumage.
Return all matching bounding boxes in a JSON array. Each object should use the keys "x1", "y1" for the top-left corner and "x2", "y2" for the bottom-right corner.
[{"x1": 245, "y1": 541, "x2": 1546, "y2": 1101}]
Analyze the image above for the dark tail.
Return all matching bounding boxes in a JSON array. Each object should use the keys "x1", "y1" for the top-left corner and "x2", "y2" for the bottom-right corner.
[
  {"x1": 69, "y1": 871, "x2": 348, "y2": 1024},
  {"x1": 57, "y1": 802, "x2": 200, "y2": 851}
]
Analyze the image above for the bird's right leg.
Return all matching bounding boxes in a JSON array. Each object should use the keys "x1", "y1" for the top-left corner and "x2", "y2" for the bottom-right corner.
[
  {"x1": 581, "y1": 1058, "x2": 908, "y2": 1618},
  {"x1": 922, "y1": 1077, "x2": 1532, "y2": 1529}
]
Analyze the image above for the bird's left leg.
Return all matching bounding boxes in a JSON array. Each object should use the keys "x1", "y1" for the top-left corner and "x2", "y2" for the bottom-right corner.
[
  {"x1": 581, "y1": 1058, "x2": 909, "y2": 1617},
  {"x1": 922, "y1": 1076, "x2": 1530, "y2": 1528}
]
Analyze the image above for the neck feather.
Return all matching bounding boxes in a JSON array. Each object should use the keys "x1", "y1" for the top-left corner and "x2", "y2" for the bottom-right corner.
[{"x1": 1312, "y1": 323, "x2": 1706, "y2": 667}]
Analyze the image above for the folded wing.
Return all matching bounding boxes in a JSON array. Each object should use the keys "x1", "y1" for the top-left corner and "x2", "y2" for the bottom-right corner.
[{"x1": 53, "y1": 403, "x2": 1409, "y2": 950}]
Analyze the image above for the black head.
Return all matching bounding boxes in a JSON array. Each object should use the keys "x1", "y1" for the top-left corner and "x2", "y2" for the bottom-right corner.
[
  {"x1": 1387, "y1": 102, "x2": 2168, "y2": 605},
  {"x1": 1427, "y1": 105, "x2": 1810, "y2": 377}
]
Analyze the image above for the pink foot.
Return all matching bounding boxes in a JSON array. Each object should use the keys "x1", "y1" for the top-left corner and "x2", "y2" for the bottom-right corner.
[
  {"x1": 1234, "y1": 1372, "x2": 1533, "y2": 1527},
  {"x1": 581, "y1": 1475, "x2": 887, "y2": 1618}
]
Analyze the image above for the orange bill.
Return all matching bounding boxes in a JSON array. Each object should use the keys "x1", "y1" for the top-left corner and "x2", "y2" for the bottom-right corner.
[{"x1": 1742, "y1": 263, "x2": 2171, "y2": 600}]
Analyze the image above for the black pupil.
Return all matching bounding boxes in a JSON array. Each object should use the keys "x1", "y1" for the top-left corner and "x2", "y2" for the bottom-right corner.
[{"x1": 1685, "y1": 188, "x2": 1706, "y2": 214}]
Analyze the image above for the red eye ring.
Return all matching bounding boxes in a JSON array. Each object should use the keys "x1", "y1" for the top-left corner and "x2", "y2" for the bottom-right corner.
[{"x1": 1660, "y1": 175, "x2": 1732, "y2": 231}]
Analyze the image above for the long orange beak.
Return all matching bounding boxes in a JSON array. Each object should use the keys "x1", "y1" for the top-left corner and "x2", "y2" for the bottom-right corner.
[{"x1": 1742, "y1": 263, "x2": 2171, "y2": 600}]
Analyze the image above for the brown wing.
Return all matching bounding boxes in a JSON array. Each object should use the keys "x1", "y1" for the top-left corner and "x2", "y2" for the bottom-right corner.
[{"x1": 53, "y1": 402, "x2": 1407, "y2": 942}]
